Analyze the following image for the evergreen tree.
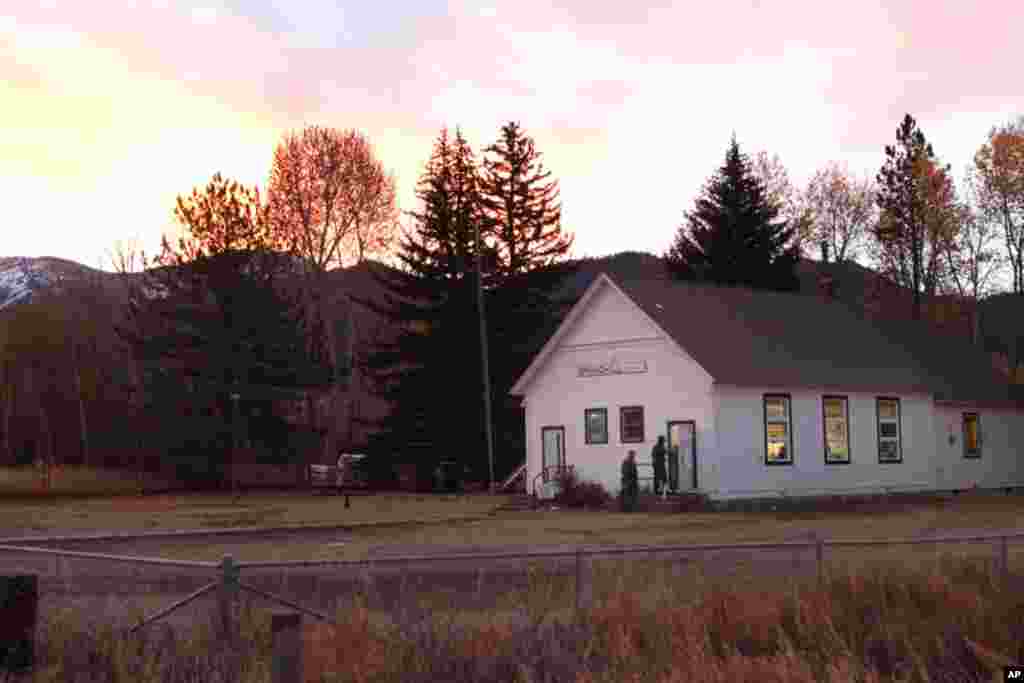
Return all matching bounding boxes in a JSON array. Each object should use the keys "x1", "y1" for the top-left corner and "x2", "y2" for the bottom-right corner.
[
  {"x1": 478, "y1": 121, "x2": 578, "y2": 480},
  {"x1": 117, "y1": 175, "x2": 333, "y2": 488},
  {"x1": 665, "y1": 136, "x2": 800, "y2": 292},
  {"x1": 356, "y1": 128, "x2": 489, "y2": 486}
]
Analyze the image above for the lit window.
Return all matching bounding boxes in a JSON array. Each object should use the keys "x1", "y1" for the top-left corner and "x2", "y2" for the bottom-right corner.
[
  {"x1": 764, "y1": 395, "x2": 793, "y2": 465},
  {"x1": 620, "y1": 406, "x2": 644, "y2": 443},
  {"x1": 584, "y1": 408, "x2": 608, "y2": 445},
  {"x1": 877, "y1": 398, "x2": 902, "y2": 463},
  {"x1": 823, "y1": 396, "x2": 850, "y2": 464},
  {"x1": 963, "y1": 413, "x2": 981, "y2": 458}
]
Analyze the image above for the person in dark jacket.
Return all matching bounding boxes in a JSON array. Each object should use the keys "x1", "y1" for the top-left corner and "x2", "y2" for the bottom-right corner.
[
  {"x1": 620, "y1": 450, "x2": 639, "y2": 512},
  {"x1": 651, "y1": 436, "x2": 667, "y2": 495}
]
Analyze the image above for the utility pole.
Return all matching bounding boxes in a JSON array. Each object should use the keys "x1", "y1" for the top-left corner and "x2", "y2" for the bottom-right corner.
[{"x1": 474, "y1": 220, "x2": 496, "y2": 493}]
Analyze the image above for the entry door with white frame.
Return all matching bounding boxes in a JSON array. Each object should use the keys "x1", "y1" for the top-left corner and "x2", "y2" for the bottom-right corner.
[
  {"x1": 541, "y1": 426, "x2": 565, "y2": 498},
  {"x1": 667, "y1": 420, "x2": 697, "y2": 490}
]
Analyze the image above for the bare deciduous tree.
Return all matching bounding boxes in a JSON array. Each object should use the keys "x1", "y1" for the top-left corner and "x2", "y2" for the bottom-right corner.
[
  {"x1": 973, "y1": 116, "x2": 1024, "y2": 294},
  {"x1": 804, "y1": 162, "x2": 876, "y2": 263},
  {"x1": 751, "y1": 150, "x2": 814, "y2": 253},
  {"x1": 267, "y1": 126, "x2": 398, "y2": 271},
  {"x1": 942, "y1": 170, "x2": 1006, "y2": 302},
  {"x1": 266, "y1": 126, "x2": 397, "y2": 464}
]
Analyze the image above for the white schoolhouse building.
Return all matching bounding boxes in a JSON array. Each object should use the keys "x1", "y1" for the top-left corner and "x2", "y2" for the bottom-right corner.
[{"x1": 510, "y1": 273, "x2": 1024, "y2": 501}]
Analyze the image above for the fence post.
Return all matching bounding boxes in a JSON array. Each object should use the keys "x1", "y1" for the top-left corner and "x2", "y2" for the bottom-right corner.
[
  {"x1": 815, "y1": 537, "x2": 825, "y2": 585},
  {"x1": 361, "y1": 561, "x2": 374, "y2": 607},
  {"x1": 0, "y1": 575, "x2": 38, "y2": 676},
  {"x1": 575, "y1": 547, "x2": 591, "y2": 611},
  {"x1": 218, "y1": 555, "x2": 240, "y2": 648},
  {"x1": 271, "y1": 611, "x2": 302, "y2": 683},
  {"x1": 1000, "y1": 536, "x2": 1009, "y2": 584},
  {"x1": 474, "y1": 567, "x2": 485, "y2": 605}
]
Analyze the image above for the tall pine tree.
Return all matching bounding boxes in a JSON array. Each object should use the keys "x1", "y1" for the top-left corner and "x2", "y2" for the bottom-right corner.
[
  {"x1": 665, "y1": 136, "x2": 800, "y2": 292},
  {"x1": 478, "y1": 121, "x2": 578, "y2": 480},
  {"x1": 358, "y1": 128, "x2": 490, "y2": 486}
]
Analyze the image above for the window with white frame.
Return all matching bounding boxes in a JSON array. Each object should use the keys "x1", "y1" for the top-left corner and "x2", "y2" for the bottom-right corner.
[
  {"x1": 876, "y1": 397, "x2": 902, "y2": 463},
  {"x1": 764, "y1": 394, "x2": 793, "y2": 465},
  {"x1": 823, "y1": 396, "x2": 851, "y2": 464},
  {"x1": 584, "y1": 408, "x2": 608, "y2": 445}
]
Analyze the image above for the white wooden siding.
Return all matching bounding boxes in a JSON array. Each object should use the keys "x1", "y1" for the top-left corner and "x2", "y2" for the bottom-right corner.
[
  {"x1": 934, "y1": 404, "x2": 1024, "y2": 491},
  {"x1": 712, "y1": 386, "x2": 941, "y2": 499}
]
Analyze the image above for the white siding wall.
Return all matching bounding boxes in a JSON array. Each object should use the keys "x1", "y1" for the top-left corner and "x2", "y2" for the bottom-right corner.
[
  {"x1": 522, "y1": 282, "x2": 715, "y2": 498},
  {"x1": 713, "y1": 386, "x2": 939, "y2": 499},
  {"x1": 934, "y1": 404, "x2": 1024, "y2": 491}
]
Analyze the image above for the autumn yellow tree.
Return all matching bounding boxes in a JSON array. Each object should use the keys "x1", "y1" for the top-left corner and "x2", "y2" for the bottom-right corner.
[
  {"x1": 973, "y1": 117, "x2": 1024, "y2": 294},
  {"x1": 803, "y1": 162, "x2": 876, "y2": 264}
]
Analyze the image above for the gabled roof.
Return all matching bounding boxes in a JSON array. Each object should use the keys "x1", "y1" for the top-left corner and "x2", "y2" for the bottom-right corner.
[
  {"x1": 511, "y1": 272, "x2": 1024, "y2": 408},
  {"x1": 510, "y1": 273, "x2": 695, "y2": 396}
]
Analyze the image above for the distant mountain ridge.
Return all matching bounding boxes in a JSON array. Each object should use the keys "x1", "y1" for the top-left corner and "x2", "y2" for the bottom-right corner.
[{"x1": 2, "y1": 249, "x2": 1020, "y2": 389}]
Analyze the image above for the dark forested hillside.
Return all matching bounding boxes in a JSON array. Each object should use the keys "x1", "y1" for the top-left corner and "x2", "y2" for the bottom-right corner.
[{"x1": 1, "y1": 251, "x2": 1019, "y2": 477}]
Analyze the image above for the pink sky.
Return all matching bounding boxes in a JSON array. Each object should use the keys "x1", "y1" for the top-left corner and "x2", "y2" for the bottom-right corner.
[{"x1": 2, "y1": 0, "x2": 1022, "y2": 271}]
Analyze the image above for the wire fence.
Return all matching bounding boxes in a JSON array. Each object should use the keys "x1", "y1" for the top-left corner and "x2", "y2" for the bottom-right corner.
[{"x1": 3, "y1": 530, "x2": 1024, "y2": 680}]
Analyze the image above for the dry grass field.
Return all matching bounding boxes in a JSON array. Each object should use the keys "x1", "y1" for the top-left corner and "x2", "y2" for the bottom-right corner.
[{"x1": 18, "y1": 553, "x2": 1024, "y2": 682}]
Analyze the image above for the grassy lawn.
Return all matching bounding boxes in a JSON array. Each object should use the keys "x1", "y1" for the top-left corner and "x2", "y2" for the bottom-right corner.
[
  {"x1": 117, "y1": 493, "x2": 1024, "y2": 564},
  {"x1": 3, "y1": 463, "x2": 1024, "y2": 565},
  {"x1": 0, "y1": 485, "x2": 506, "y2": 540}
]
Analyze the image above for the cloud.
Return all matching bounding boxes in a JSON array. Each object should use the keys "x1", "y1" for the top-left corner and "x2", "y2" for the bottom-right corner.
[{"x1": 2, "y1": 0, "x2": 1023, "y2": 264}]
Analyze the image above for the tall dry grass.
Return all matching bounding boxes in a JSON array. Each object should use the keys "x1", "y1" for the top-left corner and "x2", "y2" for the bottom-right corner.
[
  {"x1": 9, "y1": 554, "x2": 1023, "y2": 683},
  {"x1": 0, "y1": 465, "x2": 177, "y2": 498}
]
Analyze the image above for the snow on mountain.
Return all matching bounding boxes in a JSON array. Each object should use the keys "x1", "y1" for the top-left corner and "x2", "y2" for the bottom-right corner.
[
  {"x1": 0, "y1": 256, "x2": 123, "y2": 311},
  {"x1": 0, "y1": 257, "x2": 59, "y2": 310}
]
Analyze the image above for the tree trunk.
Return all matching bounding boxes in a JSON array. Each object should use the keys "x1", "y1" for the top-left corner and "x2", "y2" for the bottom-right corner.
[
  {"x1": 71, "y1": 342, "x2": 90, "y2": 468},
  {"x1": 1, "y1": 360, "x2": 10, "y2": 466}
]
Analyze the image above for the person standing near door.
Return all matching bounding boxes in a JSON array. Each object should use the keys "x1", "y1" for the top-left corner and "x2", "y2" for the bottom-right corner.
[
  {"x1": 651, "y1": 436, "x2": 667, "y2": 495},
  {"x1": 620, "y1": 450, "x2": 639, "y2": 512},
  {"x1": 667, "y1": 440, "x2": 679, "y2": 493}
]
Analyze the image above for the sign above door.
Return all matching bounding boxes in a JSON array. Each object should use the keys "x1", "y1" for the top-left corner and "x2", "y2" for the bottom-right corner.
[{"x1": 577, "y1": 354, "x2": 648, "y2": 378}]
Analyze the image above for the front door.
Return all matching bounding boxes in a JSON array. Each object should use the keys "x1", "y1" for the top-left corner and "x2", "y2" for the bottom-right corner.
[
  {"x1": 541, "y1": 426, "x2": 565, "y2": 498},
  {"x1": 667, "y1": 421, "x2": 697, "y2": 490}
]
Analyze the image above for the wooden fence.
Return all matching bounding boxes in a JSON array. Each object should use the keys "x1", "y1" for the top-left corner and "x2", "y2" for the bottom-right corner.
[{"x1": 2, "y1": 530, "x2": 1024, "y2": 681}]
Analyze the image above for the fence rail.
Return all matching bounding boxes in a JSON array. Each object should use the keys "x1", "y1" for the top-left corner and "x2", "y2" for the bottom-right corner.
[{"x1": 3, "y1": 529, "x2": 1024, "y2": 681}]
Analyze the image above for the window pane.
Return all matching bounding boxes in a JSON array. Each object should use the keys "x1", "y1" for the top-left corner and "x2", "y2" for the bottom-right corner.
[
  {"x1": 621, "y1": 407, "x2": 643, "y2": 441},
  {"x1": 766, "y1": 423, "x2": 790, "y2": 462},
  {"x1": 825, "y1": 398, "x2": 849, "y2": 462},
  {"x1": 878, "y1": 399, "x2": 898, "y2": 420},
  {"x1": 879, "y1": 440, "x2": 900, "y2": 461},
  {"x1": 964, "y1": 414, "x2": 979, "y2": 454},
  {"x1": 880, "y1": 422, "x2": 898, "y2": 438},
  {"x1": 765, "y1": 398, "x2": 787, "y2": 420},
  {"x1": 824, "y1": 398, "x2": 845, "y2": 419}
]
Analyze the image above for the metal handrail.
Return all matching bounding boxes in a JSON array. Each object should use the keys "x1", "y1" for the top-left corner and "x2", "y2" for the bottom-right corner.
[
  {"x1": 498, "y1": 461, "x2": 527, "y2": 493},
  {"x1": 532, "y1": 464, "x2": 575, "y2": 499}
]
